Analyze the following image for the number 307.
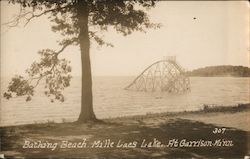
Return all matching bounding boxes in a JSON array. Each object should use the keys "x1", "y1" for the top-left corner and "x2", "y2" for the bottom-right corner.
[{"x1": 213, "y1": 128, "x2": 226, "y2": 134}]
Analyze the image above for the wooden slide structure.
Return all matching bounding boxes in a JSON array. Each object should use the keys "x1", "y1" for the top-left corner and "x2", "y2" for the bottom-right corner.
[{"x1": 125, "y1": 56, "x2": 190, "y2": 93}]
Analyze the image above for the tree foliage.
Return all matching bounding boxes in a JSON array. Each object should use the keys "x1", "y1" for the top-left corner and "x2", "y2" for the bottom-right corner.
[
  {"x1": 3, "y1": 0, "x2": 159, "y2": 104},
  {"x1": 4, "y1": 47, "x2": 73, "y2": 102},
  {"x1": 186, "y1": 65, "x2": 250, "y2": 77}
]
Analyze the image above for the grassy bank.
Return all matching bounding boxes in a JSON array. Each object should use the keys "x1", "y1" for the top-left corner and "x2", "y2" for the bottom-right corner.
[
  {"x1": 1, "y1": 103, "x2": 250, "y2": 158},
  {"x1": 111, "y1": 103, "x2": 250, "y2": 121}
]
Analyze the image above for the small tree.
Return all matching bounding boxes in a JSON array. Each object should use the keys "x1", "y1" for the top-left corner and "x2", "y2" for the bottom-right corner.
[{"x1": 3, "y1": 0, "x2": 160, "y2": 122}]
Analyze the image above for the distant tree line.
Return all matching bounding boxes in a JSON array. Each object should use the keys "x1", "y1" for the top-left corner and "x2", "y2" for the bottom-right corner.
[{"x1": 186, "y1": 65, "x2": 250, "y2": 77}]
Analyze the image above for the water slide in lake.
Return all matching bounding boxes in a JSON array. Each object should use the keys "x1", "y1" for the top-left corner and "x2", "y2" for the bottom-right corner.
[{"x1": 125, "y1": 56, "x2": 190, "y2": 93}]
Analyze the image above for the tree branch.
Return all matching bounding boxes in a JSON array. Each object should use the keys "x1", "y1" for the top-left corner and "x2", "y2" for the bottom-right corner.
[
  {"x1": 56, "y1": 38, "x2": 77, "y2": 55},
  {"x1": 24, "y1": 5, "x2": 73, "y2": 26},
  {"x1": 3, "y1": 4, "x2": 73, "y2": 27},
  {"x1": 28, "y1": 40, "x2": 75, "y2": 87},
  {"x1": 89, "y1": 31, "x2": 114, "y2": 47}
]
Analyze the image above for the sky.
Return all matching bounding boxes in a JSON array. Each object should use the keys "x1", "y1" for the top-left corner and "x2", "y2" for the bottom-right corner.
[{"x1": 1, "y1": 1, "x2": 249, "y2": 77}]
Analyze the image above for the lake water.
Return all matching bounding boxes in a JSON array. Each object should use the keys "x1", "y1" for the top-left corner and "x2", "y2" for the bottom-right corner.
[{"x1": 0, "y1": 76, "x2": 249, "y2": 126}]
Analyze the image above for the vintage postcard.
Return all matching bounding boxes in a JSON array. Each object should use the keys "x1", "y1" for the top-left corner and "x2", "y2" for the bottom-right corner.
[{"x1": 0, "y1": 0, "x2": 249, "y2": 158}]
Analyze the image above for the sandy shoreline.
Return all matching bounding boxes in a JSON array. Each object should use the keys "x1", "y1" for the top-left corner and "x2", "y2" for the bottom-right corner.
[{"x1": 1, "y1": 104, "x2": 250, "y2": 158}]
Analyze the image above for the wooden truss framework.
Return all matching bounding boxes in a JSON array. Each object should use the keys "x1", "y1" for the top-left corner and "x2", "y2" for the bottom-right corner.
[{"x1": 125, "y1": 57, "x2": 190, "y2": 93}]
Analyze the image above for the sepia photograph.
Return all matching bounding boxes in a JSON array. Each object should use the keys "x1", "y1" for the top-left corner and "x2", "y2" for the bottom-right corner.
[{"x1": 0, "y1": 0, "x2": 249, "y2": 158}]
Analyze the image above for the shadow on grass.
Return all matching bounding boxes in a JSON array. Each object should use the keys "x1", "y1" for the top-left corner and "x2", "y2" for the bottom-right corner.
[{"x1": 1, "y1": 118, "x2": 249, "y2": 159}]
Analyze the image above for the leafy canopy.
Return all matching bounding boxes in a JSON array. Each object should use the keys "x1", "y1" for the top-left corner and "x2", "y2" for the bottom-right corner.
[{"x1": 4, "y1": 0, "x2": 160, "y2": 102}]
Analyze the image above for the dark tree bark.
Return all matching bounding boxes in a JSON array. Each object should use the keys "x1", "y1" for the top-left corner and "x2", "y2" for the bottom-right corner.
[{"x1": 77, "y1": 1, "x2": 97, "y2": 122}]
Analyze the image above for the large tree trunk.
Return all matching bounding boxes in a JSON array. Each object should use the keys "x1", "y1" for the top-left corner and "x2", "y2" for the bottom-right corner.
[{"x1": 77, "y1": 1, "x2": 97, "y2": 122}]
